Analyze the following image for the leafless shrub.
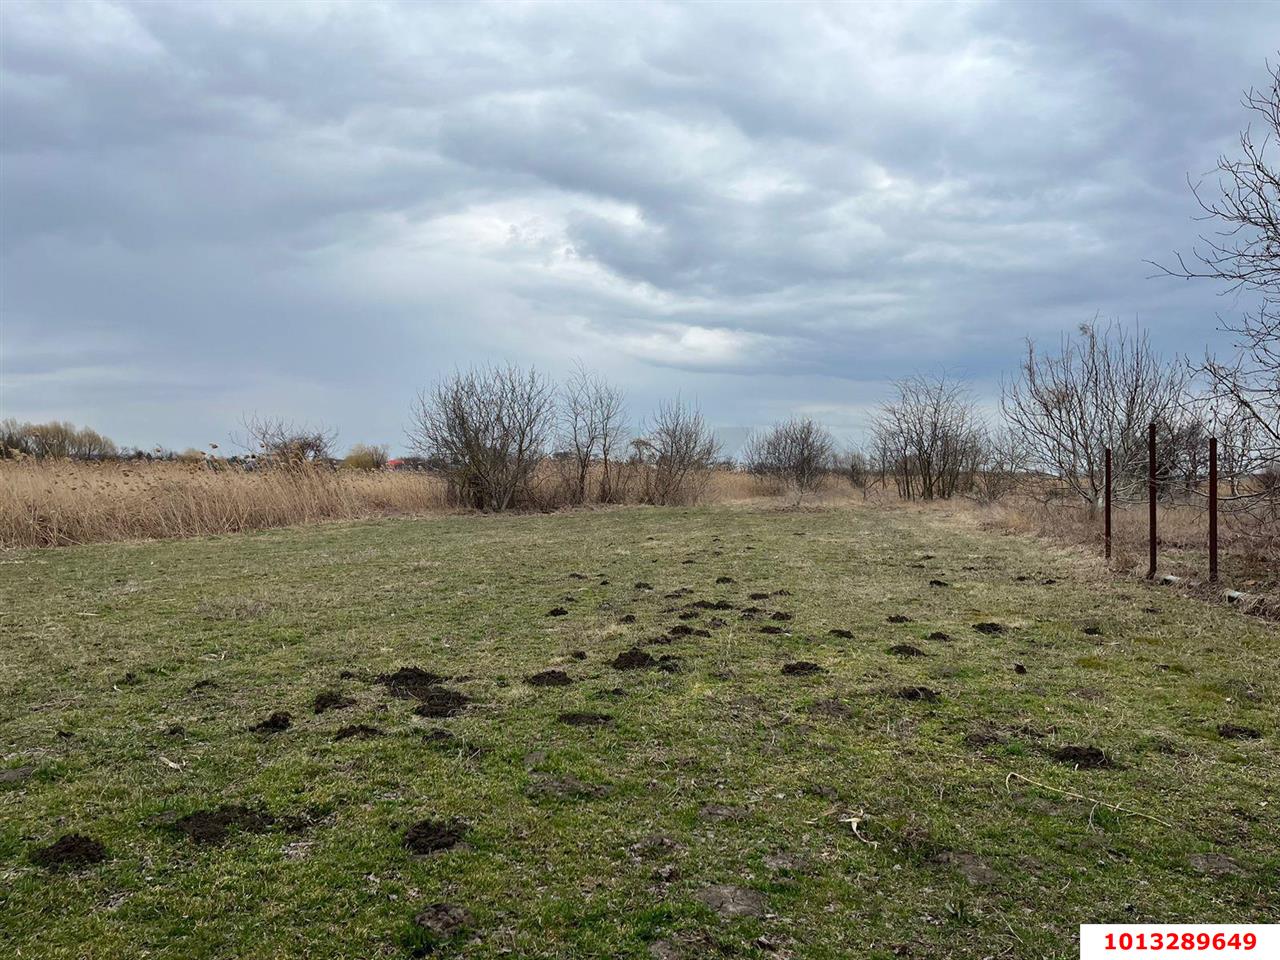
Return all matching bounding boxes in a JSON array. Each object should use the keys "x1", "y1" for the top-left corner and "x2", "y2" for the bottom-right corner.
[
  {"x1": 239, "y1": 415, "x2": 337, "y2": 465},
  {"x1": 871, "y1": 374, "x2": 986, "y2": 500},
  {"x1": 1001, "y1": 321, "x2": 1191, "y2": 507},
  {"x1": 406, "y1": 364, "x2": 556, "y2": 510},
  {"x1": 971, "y1": 427, "x2": 1029, "y2": 504},
  {"x1": 632, "y1": 398, "x2": 720, "y2": 506},
  {"x1": 558, "y1": 361, "x2": 628, "y2": 504},
  {"x1": 843, "y1": 449, "x2": 871, "y2": 499},
  {"x1": 742, "y1": 417, "x2": 835, "y2": 505}
]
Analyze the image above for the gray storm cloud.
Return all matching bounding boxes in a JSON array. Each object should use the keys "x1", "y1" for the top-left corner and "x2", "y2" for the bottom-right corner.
[{"x1": 1, "y1": 0, "x2": 1274, "y2": 452}]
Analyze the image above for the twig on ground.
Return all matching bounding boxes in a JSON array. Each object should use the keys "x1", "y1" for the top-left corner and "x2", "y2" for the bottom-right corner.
[{"x1": 1004, "y1": 771, "x2": 1175, "y2": 828}]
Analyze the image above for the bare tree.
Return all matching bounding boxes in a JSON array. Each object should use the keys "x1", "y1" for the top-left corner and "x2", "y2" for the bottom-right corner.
[
  {"x1": 632, "y1": 398, "x2": 720, "y2": 506},
  {"x1": 842, "y1": 448, "x2": 871, "y2": 499},
  {"x1": 872, "y1": 374, "x2": 986, "y2": 500},
  {"x1": 1001, "y1": 322, "x2": 1190, "y2": 506},
  {"x1": 239, "y1": 415, "x2": 337, "y2": 464},
  {"x1": 559, "y1": 361, "x2": 628, "y2": 504},
  {"x1": 406, "y1": 364, "x2": 556, "y2": 510},
  {"x1": 1153, "y1": 59, "x2": 1280, "y2": 471},
  {"x1": 742, "y1": 417, "x2": 835, "y2": 505}
]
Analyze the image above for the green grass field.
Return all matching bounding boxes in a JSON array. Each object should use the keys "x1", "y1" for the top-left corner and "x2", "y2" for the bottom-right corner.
[{"x1": 2, "y1": 504, "x2": 1275, "y2": 959}]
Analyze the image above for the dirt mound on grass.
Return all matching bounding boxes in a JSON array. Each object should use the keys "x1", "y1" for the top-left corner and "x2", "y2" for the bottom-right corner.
[
  {"x1": 250, "y1": 712, "x2": 292, "y2": 733},
  {"x1": 173, "y1": 805, "x2": 274, "y2": 843},
  {"x1": 887, "y1": 644, "x2": 926, "y2": 657},
  {"x1": 1051, "y1": 745, "x2": 1111, "y2": 768},
  {"x1": 828, "y1": 628, "x2": 854, "y2": 639},
  {"x1": 558, "y1": 711, "x2": 613, "y2": 726},
  {"x1": 334, "y1": 724, "x2": 382, "y2": 740},
  {"x1": 973, "y1": 622, "x2": 1006, "y2": 634},
  {"x1": 527, "y1": 670, "x2": 572, "y2": 687},
  {"x1": 403, "y1": 818, "x2": 467, "y2": 855},
  {"x1": 611, "y1": 648, "x2": 656, "y2": 670},
  {"x1": 892, "y1": 686, "x2": 941, "y2": 702},
  {"x1": 377, "y1": 667, "x2": 447, "y2": 699},
  {"x1": 30, "y1": 834, "x2": 107, "y2": 869},
  {"x1": 782, "y1": 661, "x2": 825, "y2": 676},
  {"x1": 1217, "y1": 723, "x2": 1262, "y2": 740},
  {"x1": 313, "y1": 690, "x2": 355, "y2": 714},
  {"x1": 412, "y1": 688, "x2": 471, "y2": 718}
]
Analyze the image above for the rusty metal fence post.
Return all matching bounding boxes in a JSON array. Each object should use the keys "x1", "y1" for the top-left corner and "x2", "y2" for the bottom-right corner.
[
  {"x1": 1104, "y1": 447, "x2": 1112, "y2": 560},
  {"x1": 1209, "y1": 436, "x2": 1218, "y2": 583},
  {"x1": 1147, "y1": 422, "x2": 1157, "y2": 579}
]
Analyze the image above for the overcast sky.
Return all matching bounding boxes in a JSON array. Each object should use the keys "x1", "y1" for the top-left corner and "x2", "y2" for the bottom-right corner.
[{"x1": 2, "y1": 1, "x2": 1276, "y2": 454}]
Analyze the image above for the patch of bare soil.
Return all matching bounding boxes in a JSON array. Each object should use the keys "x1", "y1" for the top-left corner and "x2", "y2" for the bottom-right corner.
[
  {"x1": 250, "y1": 711, "x2": 292, "y2": 733},
  {"x1": 403, "y1": 818, "x2": 467, "y2": 855},
  {"x1": 887, "y1": 644, "x2": 925, "y2": 657},
  {"x1": 558, "y1": 711, "x2": 613, "y2": 726},
  {"x1": 611, "y1": 648, "x2": 657, "y2": 670},
  {"x1": 1217, "y1": 723, "x2": 1262, "y2": 740},
  {"x1": 173, "y1": 805, "x2": 274, "y2": 844},
  {"x1": 313, "y1": 690, "x2": 355, "y2": 714},
  {"x1": 334, "y1": 724, "x2": 382, "y2": 740},
  {"x1": 527, "y1": 670, "x2": 572, "y2": 687},
  {"x1": 781, "y1": 661, "x2": 825, "y2": 676},
  {"x1": 973, "y1": 622, "x2": 1006, "y2": 634},
  {"x1": 931, "y1": 851, "x2": 998, "y2": 886},
  {"x1": 377, "y1": 667, "x2": 447, "y2": 700},
  {"x1": 413, "y1": 902, "x2": 472, "y2": 946},
  {"x1": 546, "y1": 607, "x2": 569, "y2": 617},
  {"x1": 694, "y1": 884, "x2": 767, "y2": 918},
  {"x1": 412, "y1": 688, "x2": 471, "y2": 718},
  {"x1": 1050, "y1": 745, "x2": 1111, "y2": 768},
  {"x1": 1, "y1": 765, "x2": 36, "y2": 784},
  {"x1": 1187, "y1": 852, "x2": 1246, "y2": 876},
  {"x1": 618, "y1": 614, "x2": 637, "y2": 624},
  {"x1": 892, "y1": 686, "x2": 941, "y2": 702},
  {"x1": 926, "y1": 631, "x2": 951, "y2": 641},
  {"x1": 30, "y1": 834, "x2": 107, "y2": 869},
  {"x1": 526, "y1": 773, "x2": 612, "y2": 800},
  {"x1": 828, "y1": 628, "x2": 854, "y2": 639},
  {"x1": 808, "y1": 698, "x2": 852, "y2": 718},
  {"x1": 760, "y1": 625, "x2": 785, "y2": 635},
  {"x1": 887, "y1": 615, "x2": 912, "y2": 623},
  {"x1": 699, "y1": 803, "x2": 748, "y2": 821}
]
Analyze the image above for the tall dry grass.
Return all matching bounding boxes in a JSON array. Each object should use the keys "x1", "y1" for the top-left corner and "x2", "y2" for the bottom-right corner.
[
  {"x1": 0, "y1": 459, "x2": 792, "y2": 548},
  {"x1": 0, "y1": 460, "x2": 449, "y2": 547}
]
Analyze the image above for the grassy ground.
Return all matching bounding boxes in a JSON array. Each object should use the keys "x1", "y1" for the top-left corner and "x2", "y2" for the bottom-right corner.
[{"x1": 1, "y1": 503, "x2": 1275, "y2": 959}]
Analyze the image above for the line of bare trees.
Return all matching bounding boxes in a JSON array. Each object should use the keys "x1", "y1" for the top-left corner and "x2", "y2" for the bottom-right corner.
[{"x1": 405, "y1": 363, "x2": 721, "y2": 510}]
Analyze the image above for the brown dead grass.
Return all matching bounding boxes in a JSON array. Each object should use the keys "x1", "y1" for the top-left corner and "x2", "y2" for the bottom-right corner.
[
  {"x1": 0, "y1": 460, "x2": 794, "y2": 548},
  {"x1": 860, "y1": 483, "x2": 1280, "y2": 600},
  {"x1": 0, "y1": 460, "x2": 449, "y2": 547}
]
